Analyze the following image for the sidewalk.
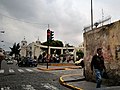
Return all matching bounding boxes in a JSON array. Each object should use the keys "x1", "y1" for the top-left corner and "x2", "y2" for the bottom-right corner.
[
  {"x1": 37, "y1": 63, "x2": 120, "y2": 90},
  {"x1": 37, "y1": 63, "x2": 81, "y2": 71},
  {"x1": 59, "y1": 74, "x2": 120, "y2": 90}
]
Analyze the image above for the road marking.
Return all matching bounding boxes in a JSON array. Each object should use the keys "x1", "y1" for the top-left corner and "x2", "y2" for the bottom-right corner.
[
  {"x1": 18, "y1": 69, "x2": 24, "y2": 72},
  {"x1": 9, "y1": 69, "x2": 15, "y2": 73},
  {"x1": 22, "y1": 85, "x2": 36, "y2": 90},
  {"x1": 41, "y1": 83, "x2": 59, "y2": 90},
  {"x1": 0, "y1": 69, "x2": 4, "y2": 73},
  {"x1": 25, "y1": 69, "x2": 33, "y2": 72},
  {"x1": 1, "y1": 87, "x2": 11, "y2": 90}
]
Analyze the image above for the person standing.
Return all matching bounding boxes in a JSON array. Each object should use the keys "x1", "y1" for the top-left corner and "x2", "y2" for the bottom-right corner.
[{"x1": 91, "y1": 48, "x2": 106, "y2": 88}]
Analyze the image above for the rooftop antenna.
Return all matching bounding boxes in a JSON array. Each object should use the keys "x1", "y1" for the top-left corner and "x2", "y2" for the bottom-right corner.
[{"x1": 102, "y1": 9, "x2": 104, "y2": 27}]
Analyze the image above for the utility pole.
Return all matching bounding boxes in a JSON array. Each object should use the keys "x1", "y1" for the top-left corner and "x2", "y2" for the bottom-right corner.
[{"x1": 91, "y1": 0, "x2": 93, "y2": 31}]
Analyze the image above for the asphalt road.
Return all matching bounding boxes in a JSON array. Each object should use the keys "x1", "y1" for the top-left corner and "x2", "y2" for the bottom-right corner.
[{"x1": 0, "y1": 60, "x2": 73, "y2": 90}]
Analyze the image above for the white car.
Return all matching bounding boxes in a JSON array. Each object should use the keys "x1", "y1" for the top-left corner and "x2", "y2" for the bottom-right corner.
[
  {"x1": 7, "y1": 60, "x2": 13, "y2": 64},
  {"x1": 75, "y1": 58, "x2": 84, "y2": 67}
]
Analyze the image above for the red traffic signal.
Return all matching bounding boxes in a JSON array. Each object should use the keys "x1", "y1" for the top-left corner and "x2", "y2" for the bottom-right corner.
[{"x1": 47, "y1": 29, "x2": 51, "y2": 42}]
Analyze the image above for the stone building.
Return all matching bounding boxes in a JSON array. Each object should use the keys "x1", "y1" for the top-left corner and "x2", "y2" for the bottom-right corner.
[
  {"x1": 20, "y1": 38, "x2": 27, "y2": 57},
  {"x1": 20, "y1": 38, "x2": 84, "y2": 61},
  {"x1": 84, "y1": 20, "x2": 120, "y2": 86},
  {"x1": 20, "y1": 38, "x2": 43, "y2": 59}
]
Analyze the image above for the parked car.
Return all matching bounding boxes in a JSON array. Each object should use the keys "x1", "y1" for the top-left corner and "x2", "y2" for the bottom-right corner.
[
  {"x1": 18, "y1": 57, "x2": 38, "y2": 67},
  {"x1": 75, "y1": 58, "x2": 84, "y2": 68},
  {"x1": 7, "y1": 60, "x2": 13, "y2": 64}
]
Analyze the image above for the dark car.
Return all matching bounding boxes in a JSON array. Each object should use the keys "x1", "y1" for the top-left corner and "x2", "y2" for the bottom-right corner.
[{"x1": 18, "y1": 57, "x2": 38, "y2": 67}]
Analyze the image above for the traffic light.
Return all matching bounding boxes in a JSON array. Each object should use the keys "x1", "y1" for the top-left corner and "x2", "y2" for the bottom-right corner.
[
  {"x1": 50, "y1": 31, "x2": 54, "y2": 41},
  {"x1": 47, "y1": 29, "x2": 51, "y2": 42}
]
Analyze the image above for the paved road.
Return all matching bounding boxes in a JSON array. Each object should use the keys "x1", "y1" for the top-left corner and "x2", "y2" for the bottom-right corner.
[{"x1": 0, "y1": 60, "x2": 73, "y2": 90}]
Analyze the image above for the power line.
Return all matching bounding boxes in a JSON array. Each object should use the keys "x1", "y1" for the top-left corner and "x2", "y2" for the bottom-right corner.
[{"x1": 0, "y1": 12, "x2": 48, "y2": 26}]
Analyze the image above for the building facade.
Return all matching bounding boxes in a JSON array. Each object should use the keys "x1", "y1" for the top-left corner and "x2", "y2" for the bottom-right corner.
[{"x1": 84, "y1": 20, "x2": 120, "y2": 86}]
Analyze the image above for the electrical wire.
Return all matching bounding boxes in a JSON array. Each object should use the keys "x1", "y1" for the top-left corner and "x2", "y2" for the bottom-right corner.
[{"x1": 0, "y1": 12, "x2": 48, "y2": 26}]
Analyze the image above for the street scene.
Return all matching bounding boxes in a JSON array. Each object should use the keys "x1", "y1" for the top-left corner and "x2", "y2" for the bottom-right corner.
[
  {"x1": 0, "y1": 58, "x2": 83, "y2": 90},
  {"x1": 0, "y1": 60, "x2": 71, "y2": 90},
  {"x1": 1, "y1": 0, "x2": 120, "y2": 90}
]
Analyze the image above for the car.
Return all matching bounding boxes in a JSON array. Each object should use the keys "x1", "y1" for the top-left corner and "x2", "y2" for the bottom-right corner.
[
  {"x1": 7, "y1": 60, "x2": 13, "y2": 64},
  {"x1": 18, "y1": 57, "x2": 38, "y2": 67},
  {"x1": 75, "y1": 58, "x2": 84, "y2": 68}
]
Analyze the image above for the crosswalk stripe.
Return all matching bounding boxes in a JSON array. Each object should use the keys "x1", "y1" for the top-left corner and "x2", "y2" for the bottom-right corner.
[
  {"x1": 41, "y1": 83, "x2": 59, "y2": 90},
  {"x1": 1, "y1": 85, "x2": 36, "y2": 90},
  {"x1": 9, "y1": 69, "x2": 15, "y2": 73},
  {"x1": 25, "y1": 69, "x2": 33, "y2": 72},
  {"x1": 0, "y1": 68, "x2": 36, "y2": 73},
  {"x1": 1, "y1": 87, "x2": 11, "y2": 90},
  {"x1": 0, "y1": 69, "x2": 4, "y2": 73},
  {"x1": 22, "y1": 85, "x2": 36, "y2": 90},
  {"x1": 18, "y1": 69, "x2": 24, "y2": 72}
]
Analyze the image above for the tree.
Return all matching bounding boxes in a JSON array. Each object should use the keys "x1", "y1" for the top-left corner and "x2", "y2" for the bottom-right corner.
[
  {"x1": 76, "y1": 50, "x2": 84, "y2": 59},
  {"x1": 9, "y1": 43, "x2": 21, "y2": 59},
  {"x1": 41, "y1": 40, "x2": 64, "y2": 54},
  {"x1": 42, "y1": 40, "x2": 63, "y2": 47}
]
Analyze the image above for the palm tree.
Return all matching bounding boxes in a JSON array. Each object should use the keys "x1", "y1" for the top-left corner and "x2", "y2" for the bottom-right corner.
[{"x1": 9, "y1": 43, "x2": 21, "y2": 59}]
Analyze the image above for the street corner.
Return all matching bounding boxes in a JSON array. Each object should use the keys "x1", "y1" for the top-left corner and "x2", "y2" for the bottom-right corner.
[
  {"x1": 59, "y1": 74, "x2": 84, "y2": 90},
  {"x1": 49, "y1": 63, "x2": 76, "y2": 66},
  {"x1": 37, "y1": 67, "x2": 65, "y2": 71},
  {"x1": 37, "y1": 66, "x2": 82, "y2": 71}
]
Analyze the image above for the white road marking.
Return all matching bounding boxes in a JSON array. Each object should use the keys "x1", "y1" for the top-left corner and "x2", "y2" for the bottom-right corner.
[
  {"x1": 25, "y1": 69, "x2": 33, "y2": 72},
  {"x1": 0, "y1": 69, "x2": 4, "y2": 73},
  {"x1": 18, "y1": 69, "x2": 24, "y2": 72},
  {"x1": 9, "y1": 69, "x2": 15, "y2": 73},
  {"x1": 22, "y1": 85, "x2": 36, "y2": 90},
  {"x1": 1, "y1": 87, "x2": 11, "y2": 90},
  {"x1": 41, "y1": 83, "x2": 59, "y2": 90}
]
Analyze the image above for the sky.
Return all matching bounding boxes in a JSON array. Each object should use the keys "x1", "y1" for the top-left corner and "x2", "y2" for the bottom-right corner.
[{"x1": 0, "y1": 0, "x2": 120, "y2": 51}]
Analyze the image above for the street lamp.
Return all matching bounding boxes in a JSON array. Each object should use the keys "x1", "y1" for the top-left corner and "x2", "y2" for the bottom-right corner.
[{"x1": 91, "y1": 0, "x2": 93, "y2": 31}]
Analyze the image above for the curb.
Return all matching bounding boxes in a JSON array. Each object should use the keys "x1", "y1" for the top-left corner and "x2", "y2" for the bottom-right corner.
[
  {"x1": 59, "y1": 74, "x2": 83, "y2": 90},
  {"x1": 37, "y1": 66, "x2": 81, "y2": 71},
  {"x1": 38, "y1": 63, "x2": 76, "y2": 66}
]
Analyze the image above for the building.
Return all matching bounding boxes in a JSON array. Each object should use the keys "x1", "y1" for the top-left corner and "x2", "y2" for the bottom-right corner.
[
  {"x1": 20, "y1": 38, "x2": 43, "y2": 59},
  {"x1": 84, "y1": 20, "x2": 120, "y2": 86},
  {"x1": 20, "y1": 38, "x2": 84, "y2": 61}
]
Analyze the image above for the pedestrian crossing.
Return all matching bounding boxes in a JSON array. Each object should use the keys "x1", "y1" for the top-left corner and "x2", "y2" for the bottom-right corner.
[
  {"x1": 1, "y1": 85, "x2": 36, "y2": 90},
  {"x1": 0, "y1": 83, "x2": 59, "y2": 90},
  {"x1": 0, "y1": 68, "x2": 36, "y2": 74}
]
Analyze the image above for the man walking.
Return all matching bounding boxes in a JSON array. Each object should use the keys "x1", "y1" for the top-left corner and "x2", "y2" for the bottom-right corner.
[{"x1": 91, "y1": 48, "x2": 106, "y2": 88}]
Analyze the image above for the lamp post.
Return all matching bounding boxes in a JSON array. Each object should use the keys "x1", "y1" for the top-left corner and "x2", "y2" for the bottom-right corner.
[{"x1": 91, "y1": 0, "x2": 93, "y2": 31}]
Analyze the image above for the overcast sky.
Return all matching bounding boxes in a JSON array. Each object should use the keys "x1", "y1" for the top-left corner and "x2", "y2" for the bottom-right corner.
[{"x1": 0, "y1": 0, "x2": 120, "y2": 51}]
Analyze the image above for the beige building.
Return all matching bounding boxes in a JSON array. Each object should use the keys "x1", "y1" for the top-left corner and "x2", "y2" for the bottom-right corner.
[
  {"x1": 84, "y1": 20, "x2": 120, "y2": 86},
  {"x1": 20, "y1": 38, "x2": 43, "y2": 59}
]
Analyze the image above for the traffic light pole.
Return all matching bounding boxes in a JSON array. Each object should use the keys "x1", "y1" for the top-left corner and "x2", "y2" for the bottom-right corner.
[
  {"x1": 47, "y1": 29, "x2": 50, "y2": 69},
  {"x1": 47, "y1": 42, "x2": 49, "y2": 69},
  {"x1": 46, "y1": 27, "x2": 54, "y2": 69}
]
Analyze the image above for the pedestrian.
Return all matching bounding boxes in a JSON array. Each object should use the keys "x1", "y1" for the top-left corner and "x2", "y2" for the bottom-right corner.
[{"x1": 91, "y1": 48, "x2": 106, "y2": 88}]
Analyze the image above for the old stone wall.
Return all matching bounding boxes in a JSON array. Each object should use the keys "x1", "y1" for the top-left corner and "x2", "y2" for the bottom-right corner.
[{"x1": 84, "y1": 20, "x2": 120, "y2": 86}]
